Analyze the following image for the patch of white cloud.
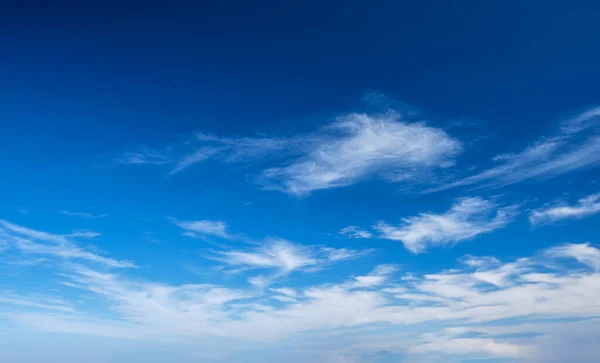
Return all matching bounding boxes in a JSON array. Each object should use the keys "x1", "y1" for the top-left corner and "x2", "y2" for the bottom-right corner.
[
  {"x1": 171, "y1": 218, "x2": 232, "y2": 239},
  {"x1": 0, "y1": 220, "x2": 135, "y2": 268},
  {"x1": 375, "y1": 197, "x2": 517, "y2": 253},
  {"x1": 118, "y1": 146, "x2": 173, "y2": 165},
  {"x1": 339, "y1": 226, "x2": 372, "y2": 239},
  {"x1": 529, "y1": 192, "x2": 600, "y2": 225},
  {"x1": 546, "y1": 243, "x2": 600, "y2": 270},
  {"x1": 320, "y1": 247, "x2": 373, "y2": 262},
  {"x1": 209, "y1": 238, "x2": 363, "y2": 277},
  {"x1": 346, "y1": 265, "x2": 398, "y2": 289},
  {"x1": 3, "y1": 239, "x2": 600, "y2": 362},
  {"x1": 260, "y1": 112, "x2": 461, "y2": 195},
  {"x1": 66, "y1": 230, "x2": 102, "y2": 239},
  {"x1": 59, "y1": 210, "x2": 108, "y2": 219},
  {"x1": 120, "y1": 106, "x2": 461, "y2": 196},
  {"x1": 430, "y1": 106, "x2": 600, "y2": 192}
]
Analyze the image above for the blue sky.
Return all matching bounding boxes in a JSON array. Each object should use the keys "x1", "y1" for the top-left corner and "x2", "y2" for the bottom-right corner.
[{"x1": 2, "y1": 1, "x2": 600, "y2": 362}]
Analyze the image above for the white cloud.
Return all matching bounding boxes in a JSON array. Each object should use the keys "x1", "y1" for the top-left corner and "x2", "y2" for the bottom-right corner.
[
  {"x1": 375, "y1": 197, "x2": 517, "y2": 253},
  {"x1": 0, "y1": 220, "x2": 135, "y2": 268},
  {"x1": 3, "y1": 241, "x2": 600, "y2": 362},
  {"x1": 546, "y1": 243, "x2": 600, "y2": 270},
  {"x1": 339, "y1": 226, "x2": 372, "y2": 239},
  {"x1": 59, "y1": 211, "x2": 108, "y2": 219},
  {"x1": 269, "y1": 287, "x2": 297, "y2": 297},
  {"x1": 118, "y1": 146, "x2": 173, "y2": 165},
  {"x1": 171, "y1": 219, "x2": 231, "y2": 239},
  {"x1": 347, "y1": 265, "x2": 398, "y2": 288},
  {"x1": 247, "y1": 275, "x2": 273, "y2": 290},
  {"x1": 121, "y1": 133, "x2": 291, "y2": 175},
  {"x1": 261, "y1": 112, "x2": 461, "y2": 195},
  {"x1": 529, "y1": 192, "x2": 600, "y2": 225},
  {"x1": 411, "y1": 329, "x2": 532, "y2": 358},
  {"x1": 212, "y1": 238, "x2": 318, "y2": 274},
  {"x1": 120, "y1": 107, "x2": 461, "y2": 196},
  {"x1": 168, "y1": 148, "x2": 221, "y2": 175},
  {"x1": 430, "y1": 106, "x2": 600, "y2": 192},
  {"x1": 66, "y1": 230, "x2": 102, "y2": 239},
  {"x1": 320, "y1": 247, "x2": 372, "y2": 262},
  {"x1": 209, "y1": 239, "x2": 368, "y2": 280},
  {"x1": 561, "y1": 106, "x2": 600, "y2": 134}
]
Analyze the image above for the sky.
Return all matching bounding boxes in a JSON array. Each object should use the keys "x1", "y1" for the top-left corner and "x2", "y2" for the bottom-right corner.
[{"x1": 1, "y1": 1, "x2": 600, "y2": 362}]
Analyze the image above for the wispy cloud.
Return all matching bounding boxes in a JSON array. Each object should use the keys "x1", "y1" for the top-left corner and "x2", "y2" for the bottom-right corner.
[
  {"x1": 119, "y1": 105, "x2": 461, "y2": 195},
  {"x1": 65, "y1": 230, "x2": 102, "y2": 239},
  {"x1": 260, "y1": 112, "x2": 461, "y2": 195},
  {"x1": 346, "y1": 265, "x2": 398, "y2": 288},
  {"x1": 429, "y1": 106, "x2": 600, "y2": 192},
  {"x1": 210, "y1": 238, "x2": 367, "y2": 278},
  {"x1": 120, "y1": 133, "x2": 291, "y2": 175},
  {"x1": 530, "y1": 192, "x2": 600, "y2": 225},
  {"x1": 210, "y1": 238, "x2": 317, "y2": 274},
  {"x1": 0, "y1": 220, "x2": 135, "y2": 268},
  {"x1": 171, "y1": 218, "x2": 232, "y2": 239},
  {"x1": 118, "y1": 146, "x2": 173, "y2": 165},
  {"x1": 4, "y1": 242, "x2": 600, "y2": 362},
  {"x1": 546, "y1": 243, "x2": 600, "y2": 270},
  {"x1": 339, "y1": 226, "x2": 373, "y2": 239},
  {"x1": 59, "y1": 210, "x2": 107, "y2": 219},
  {"x1": 375, "y1": 197, "x2": 517, "y2": 253}
]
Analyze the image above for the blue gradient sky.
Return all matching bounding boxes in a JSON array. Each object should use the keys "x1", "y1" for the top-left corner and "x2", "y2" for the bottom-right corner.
[{"x1": 1, "y1": 1, "x2": 600, "y2": 362}]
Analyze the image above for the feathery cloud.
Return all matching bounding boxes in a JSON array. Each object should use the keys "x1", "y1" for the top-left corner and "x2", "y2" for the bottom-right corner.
[
  {"x1": 171, "y1": 218, "x2": 232, "y2": 239},
  {"x1": 120, "y1": 106, "x2": 461, "y2": 196},
  {"x1": 210, "y1": 239, "x2": 367, "y2": 277},
  {"x1": 429, "y1": 106, "x2": 600, "y2": 192},
  {"x1": 0, "y1": 220, "x2": 135, "y2": 268},
  {"x1": 339, "y1": 226, "x2": 373, "y2": 239},
  {"x1": 59, "y1": 211, "x2": 107, "y2": 219},
  {"x1": 4, "y1": 243, "x2": 600, "y2": 362},
  {"x1": 375, "y1": 197, "x2": 517, "y2": 253},
  {"x1": 546, "y1": 243, "x2": 600, "y2": 270},
  {"x1": 260, "y1": 113, "x2": 461, "y2": 195},
  {"x1": 529, "y1": 193, "x2": 600, "y2": 225}
]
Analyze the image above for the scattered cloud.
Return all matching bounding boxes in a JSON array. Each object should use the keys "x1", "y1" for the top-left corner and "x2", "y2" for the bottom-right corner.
[
  {"x1": 320, "y1": 247, "x2": 373, "y2": 262},
  {"x1": 546, "y1": 243, "x2": 600, "y2": 270},
  {"x1": 260, "y1": 112, "x2": 461, "y2": 195},
  {"x1": 211, "y1": 238, "x2": 318, "y2": 274},
  {"x1": 3, "y1": 242, "x2": 600, "y2": 362},
  {"x1": 0, "y1": 220, "x2": 135, "y2": 268},
  {"x1": 171, "y1": 218, "x2": 232, "y2": 239},
  {"x1": 530, "y1": 192, "x2": 600, "y2": 225},
  {"x1": 339, "y1": 226, "x2": 372, "y2": 239},
  {"x1": 118, "y1": 146, "x2": 173, "y2": 165},
  {"x1": 121, "y1": 133, "x2": 291, "y2": 176},
  {"x1": 66, "y1": 230, "x2": 102, "y2": 239},
  {"x1": 209, "y1": 239, "x2": 368, "y2": 280},
  {"x1": 375, "y1": 197, "x2": 518, "y2": 253},
  {"x1": 269, "y1": 287, "x2": 297, "y2": 297},
  {"x1": 346, "y1": 265, "x2": 398, "y2": 288},
  {"x1": 59, "y1": 210, "x2": 107, "y2": 219},
  {"x1": 429, "y1": 106, "x2": 600, "y2": 192},
  {"x1": 119, "y1": 107, "x2": 461, "y2": 196}
]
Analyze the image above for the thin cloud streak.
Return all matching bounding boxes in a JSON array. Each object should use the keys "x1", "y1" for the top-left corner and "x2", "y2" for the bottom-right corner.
[
  {"x1": 530, "y1": 192, "x2": 600, "y2": 225},
  {"x1": 0, "y1": 220, "x2": 135, "y2": 268},
  {"x1": 429, "y1": 106, "x2": 600, "y2": 192},
  {"x1": 171, "y1": 218, "x2": 232, "y2": 240},
  {"x1": 374, "y1": 197, "x2": 517, "y2": 253},
  {"x1": 119, "y1": 106, "x2": 462, "y2": 195},
  {"x1": 59, "y1": 211, "x2": 108, "y2": 219},
  {"x1": 260, "y1": 112, "x2": 462, "y2": 195},
  {"x1": 3, "y1": 243, "x2": 600, "y2": 362}
]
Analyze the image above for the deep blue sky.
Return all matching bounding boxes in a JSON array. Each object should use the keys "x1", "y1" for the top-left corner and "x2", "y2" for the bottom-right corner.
[{"x1": 1, "y1": 2, "x2": 600, "y2": 363}]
